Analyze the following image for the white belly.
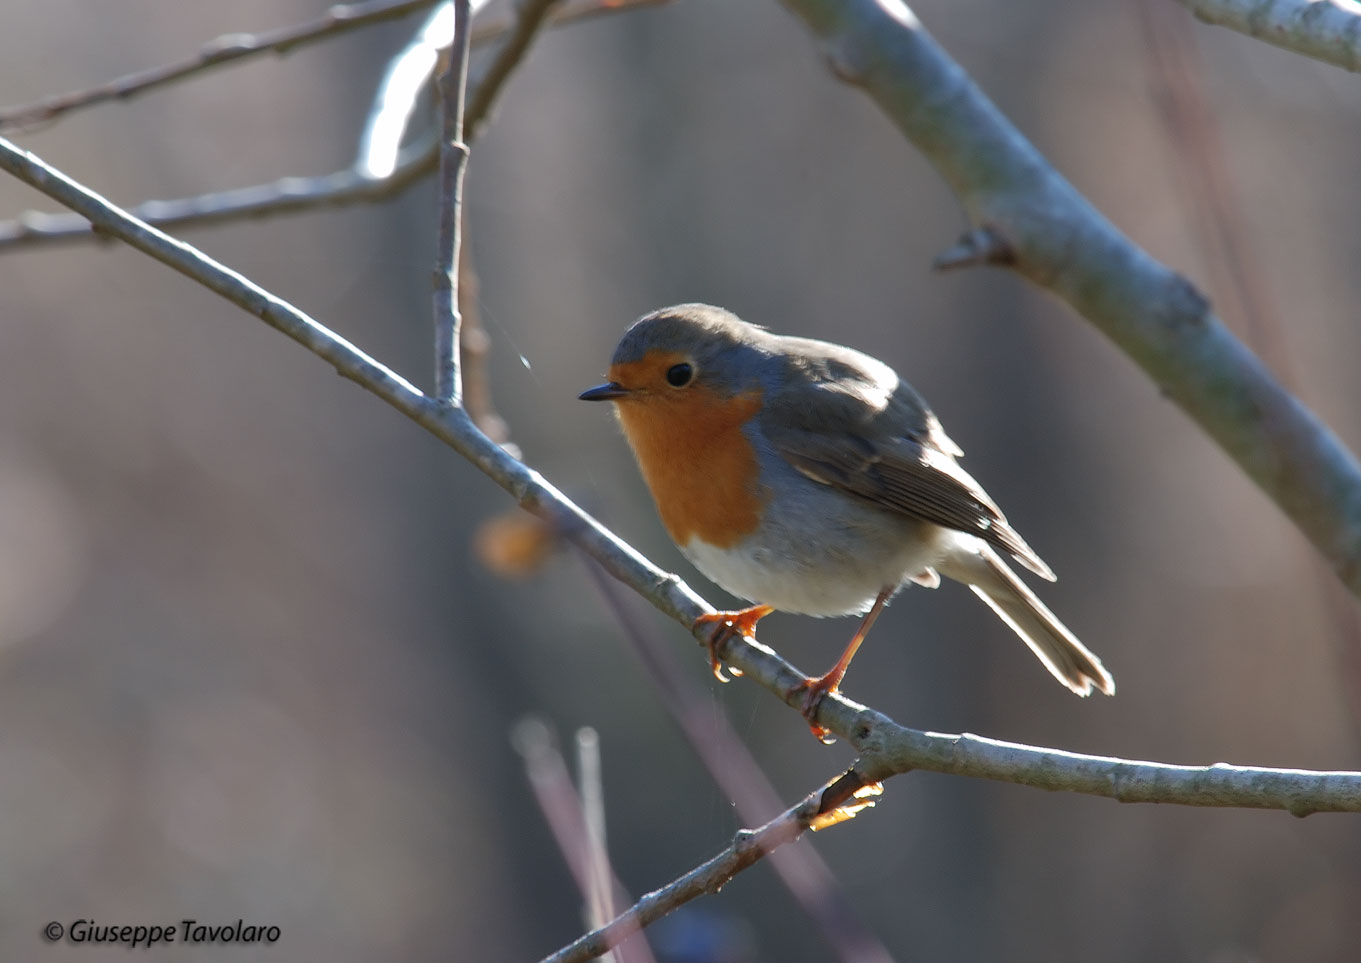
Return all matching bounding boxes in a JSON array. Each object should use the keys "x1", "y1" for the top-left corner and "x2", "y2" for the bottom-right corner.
[{"x1": 680, "y1": 527, "x2": 950, "y2": 617}]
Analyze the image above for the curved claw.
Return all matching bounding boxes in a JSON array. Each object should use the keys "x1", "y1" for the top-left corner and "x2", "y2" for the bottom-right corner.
[
  {"x1": 694, "y1": 605, "x2": 774, "y2": 683},
  {"x1": 794, "y1": 676, "x2": 839, "y2": 745}
]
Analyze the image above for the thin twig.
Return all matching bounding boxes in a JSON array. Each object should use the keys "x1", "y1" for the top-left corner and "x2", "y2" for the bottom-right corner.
[
  {"x1": 0, "y1": 0, "x2": 443, "y2": 132},
  {"x1": 513, "y1": 720, "x2": 657, "y2": 963},
  {"x1": 540, "y1": 770, "x2": 878, "y2": 963},
  {"x1": 433, "y1": 0, "x2": 473, "y2": 403},
  {"x1": 2, "y1": 137, "x2": 1361, "y2": 814},
  {"x1": 1172, "y1": 0, "x2": 1361, "y2": 73},
  {"x1": 0, "y1": 0, "x2": 647, "y2": 252},
  {"x1": 579, "y1": 557, "x2": 896, "y2": 963},
  {"x1": 467, "y1": 0, "x2": 566, "y2": 139},
  {"x1": 0, "y1": 0, "x2": 668, "y2": 134},
  {"x1": 472, "y1": 0, "x2": 670, "y2": 44},
  {"x1": 0, "y1": 134, "x2": 439, "y2": 250},
  {"x1": 777, "y1": 0, "x2": 1361, "y2": 601},
  {"x1": 577, "y1": 728, "x2": 655, "y2": 963}
]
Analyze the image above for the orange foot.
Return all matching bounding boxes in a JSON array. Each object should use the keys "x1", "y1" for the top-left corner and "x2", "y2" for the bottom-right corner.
[
  {"x1": 693, "y1": 605, "x2": 774, "y2": 682},
  {"x1": 793, "y1": 672, "x2": 842, "y2": 745}
]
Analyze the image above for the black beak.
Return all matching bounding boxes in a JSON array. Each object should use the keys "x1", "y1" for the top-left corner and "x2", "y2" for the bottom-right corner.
[{"x1": 579, "y1": 381, "x2": 629, "y2": 401}]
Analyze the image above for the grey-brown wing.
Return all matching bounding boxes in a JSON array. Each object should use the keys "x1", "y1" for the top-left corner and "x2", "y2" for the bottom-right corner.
[{"x1": 760, "y1": 357, "x2": 1054, "y2": 579}]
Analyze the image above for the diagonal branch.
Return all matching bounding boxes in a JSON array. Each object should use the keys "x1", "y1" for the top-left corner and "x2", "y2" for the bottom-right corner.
[
  {"x1": 540, "y1": 769, "x2": 882, "y2": 963},
  {"x1": 0, "y1": 0, "x2": 443, "y2": 132},
  {"x1": 3, "y1": 137, "x2": 1361, "y2": 813},
  {"x1": 0, "y1": 0, "x2": 667, "y2": 133},
  {"x1": 514, "y1": 720, "x2": 660, "y2": 963},
  {"x1": 0, "y1": 134, "x2": 439, "y2": 250},
  {"x1": 1171, "y1": 0, "x2": 1361, "y2": 74},
  {"x1": 776, "y1": 0, "x2": 1361, "y2": 600}
]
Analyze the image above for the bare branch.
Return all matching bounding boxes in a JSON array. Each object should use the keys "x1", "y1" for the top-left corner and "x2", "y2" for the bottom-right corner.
[
  {"x1": 513, "y1": 720, "x2": 658, "y2": 963},
  {"x1": 0, "y1": 134, "x2": 439, "y2": 251},
  {"x1": 0, "y1": 0, "x2": 667, "y2": 134},
  {"x1": 776, "y1": 0, "x2": 1361, "y2": 600},
  {"x1": 466, "y1": 0, "x2": 565, "y2": 138},
  {"x1": 1172, "y1": 0, "x2": 1361, "y2": 73},
  {"x1": 0, "y1": 0, "x2": 444, "y2": 132},
  {"x1": 3, "y1": 137, "x2": 1360, "y2": 813},
  {"x1": 472, "y1": 0, "x2": 670, "y2": 44},
  {"x1": 0, "y1": 0, "x2": 649, "y2": 252},
  {"x1": 540, "y1": 770, "x2": 880, "y2": 963},
  {"x1": 433, "y1": 0, "x2": 474, "y2": 403}
]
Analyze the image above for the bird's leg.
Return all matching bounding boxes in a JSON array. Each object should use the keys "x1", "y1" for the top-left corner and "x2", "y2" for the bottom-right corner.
[
  {"x1": 796, "y1": 588, "x2": 892, "y2": 743},
  {"x1": 693, "y1": 604, "x2": 775, "y2": 682}
]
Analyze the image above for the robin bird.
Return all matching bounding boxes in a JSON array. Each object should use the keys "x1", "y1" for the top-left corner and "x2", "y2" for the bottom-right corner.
[{"x1": 580, "y1": 304, "x2": 1113, "y2": 738}]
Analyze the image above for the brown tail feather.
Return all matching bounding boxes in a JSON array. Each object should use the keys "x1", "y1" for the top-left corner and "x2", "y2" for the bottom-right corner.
[{"x1": 938, "y1": 545, "x2": 1114, "y2": 697}]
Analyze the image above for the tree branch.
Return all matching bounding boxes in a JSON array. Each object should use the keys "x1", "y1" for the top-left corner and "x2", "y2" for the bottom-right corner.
[
  {"x1": 0, "y1": 135, "x2": 439, "y2": 250},
  {"x1": 1172, "y1": 0, "x2": 1361, "y2": 73},
  {"x1": 0, "y1": 0, "x2": 656, "y2": 252},
  {"x1": 2, "y1": 135, "x2": 1359, "y2": 813},
  {"x1": 0, "y1": 0, "x2": 667, "y2": 133},
  {"x1": 539, "y1": 769, "x2": 881, "y2": 963},
  {"x1": 514, "y1": 720, "x2": 659, "y2": 963},
  {"x1": 0, "y1": 0, "x2": 443, "y2": 132},
  {"x1": 776, "y1": 0, "x2": 1361, "y2": 599},
  {"x1": 433, "y1": 0, "x2": 473, "y2": 403}
]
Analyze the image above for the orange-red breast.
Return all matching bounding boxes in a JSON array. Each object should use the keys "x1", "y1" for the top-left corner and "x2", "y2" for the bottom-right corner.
[{"x1": 580, "y1": 304, "x2": 1113, "y2": 736}]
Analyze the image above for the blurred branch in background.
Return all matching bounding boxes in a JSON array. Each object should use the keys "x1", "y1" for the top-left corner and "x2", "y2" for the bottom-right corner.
[
  {"x1": 1132, "y1": 0, "x2": 1361, "y2": 726},
  {"x1": 778, "y1": 0, "x2": 1361, "y2": 601},
  {"x1": 0, "y1": 0, "x2": 443, "y2": 132},
  {"x1": 0, "y1": 0, "x2": 667, "y2": 250},
  {"x1": 513, "y1": 720, "x2": 657, "y2": 963},
  {"x1": 0, "y1": 0, "x2": 666, "y2": 133},
  {"x1": 541, "y1": 770, "x2": 884, "y2": 963},
  {"x1": 1172, "y1": 0, "x2": 1361, "y2": 73}
]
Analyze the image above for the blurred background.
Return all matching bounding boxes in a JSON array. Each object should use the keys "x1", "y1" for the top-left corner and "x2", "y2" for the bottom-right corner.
[{"x1": 2, "y1": 0, "x2": 1360, "y2": 959}]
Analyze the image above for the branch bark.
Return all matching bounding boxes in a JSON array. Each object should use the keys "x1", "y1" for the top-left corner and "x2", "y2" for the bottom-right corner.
[
  {"x1": 3, "y1": 135, "x2": 1360, "y2": 814},
  {"x1": 433, "y1": 0, "x2": 474, "y2": 403},
  {"x1": 1172, "y1": 0, "x2": 1361, "y2": 73},
  {"x1": 776, "y1": 0, "x2": 1361, "y2": 598}
]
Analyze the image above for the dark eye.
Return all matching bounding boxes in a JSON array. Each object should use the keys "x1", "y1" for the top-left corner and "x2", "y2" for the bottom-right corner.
[{"x1": 666, "y1": 363, "x2": 693, "y2": 387}]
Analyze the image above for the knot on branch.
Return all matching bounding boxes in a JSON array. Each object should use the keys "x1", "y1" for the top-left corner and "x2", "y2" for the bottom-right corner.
[{"x1": 934, "y1": 226, "x2": 1016, "y2": 271}]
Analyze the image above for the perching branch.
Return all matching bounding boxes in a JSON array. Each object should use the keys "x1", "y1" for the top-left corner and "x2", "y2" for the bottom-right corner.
[
  {"x1": 1172, "y1": 0, "x2": 1361, "y2": 73},
  {"x1": 540, "y1": 769, "x2": 883, "y2": 963},
  {"x1": 4, "y1": 137, "x2": 1361, "y2": 816},
  {"x1": 776, "y1": 0, "x2": 1361, "y2": 599}
]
